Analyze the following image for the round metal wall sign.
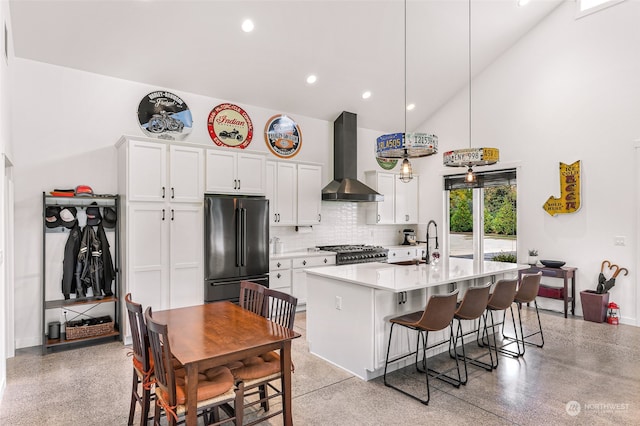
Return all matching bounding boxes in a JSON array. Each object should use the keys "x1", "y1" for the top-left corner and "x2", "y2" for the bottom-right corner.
[
  {"x1": 207, "y1": 103, "x2": 254, "y2": 149},
  {"x1": 137, "y1": 91, "x2": 193, "y2": 140},
  {"x1": 264, "y1": 115, "x2": 302, "y2": 159}
]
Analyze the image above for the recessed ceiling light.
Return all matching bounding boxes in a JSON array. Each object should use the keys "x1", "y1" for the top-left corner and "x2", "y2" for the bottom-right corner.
[
  {"x1": 406, "y1": 103, "x2": 415, "y2": 111},
  {"x1": 518, "y1": 0, "x2": 530, "y2": 6},
  {"x1": 306, "y1": 75, "x2": 317, "y2": 84},
  {"x1": 362, "y1": 91, "x2": 372, "y2": 100},
  {"x1": 241, "y1": 19, "x2": 254, "y2": 32}
]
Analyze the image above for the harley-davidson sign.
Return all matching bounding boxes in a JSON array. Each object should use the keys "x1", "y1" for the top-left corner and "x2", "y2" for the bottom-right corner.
[
  {"x1": 207, "y1": 103, "x2": 253, "y2": 148},
  {"x1": 137, "y1": 91, "x2": 193, "y2": 140},
  {"x1": 264, "y1": 114, "x2": 302, "y2": 158}
]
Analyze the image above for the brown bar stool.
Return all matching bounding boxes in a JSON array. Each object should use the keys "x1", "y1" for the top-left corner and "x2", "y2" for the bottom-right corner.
[
  {"x1": 383, "y1": 289, "x2": 460, "y2": 405},
  {"x1": 448, "y1": 283, "x2": 492, "y2": 384},
  {"x1": 502, "y1": 272, "x2": 544, "y2": 356},
  {"x1": 478, "y1": 278, "x2": 519, "y2": 368}
]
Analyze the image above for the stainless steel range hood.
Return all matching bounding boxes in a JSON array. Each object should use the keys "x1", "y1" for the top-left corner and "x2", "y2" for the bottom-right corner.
[{"x1": 322, "y1": 112, "x2": 383, "y2": 202}]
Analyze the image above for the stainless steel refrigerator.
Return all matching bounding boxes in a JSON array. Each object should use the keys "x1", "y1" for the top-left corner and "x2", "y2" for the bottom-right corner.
[{"x1": 204, "y1": 194, "x2": 269, "y2": 303}]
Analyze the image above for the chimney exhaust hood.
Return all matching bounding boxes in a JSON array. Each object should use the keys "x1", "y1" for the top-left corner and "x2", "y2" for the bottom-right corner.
[{"x1": 322, "y1": 112, "x2": 383, "y2": 202}]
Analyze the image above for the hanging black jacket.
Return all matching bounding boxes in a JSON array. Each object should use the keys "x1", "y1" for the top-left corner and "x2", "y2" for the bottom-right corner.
[
  {"x1": 78, "y1": 225, "x2": 103, "y2": 297},
  {"x1": 97, "y1": 223, "x2": 115, "y2": 296},
  {"x1": 61, "y1": 222, "x2": 82, "y2": 299}
]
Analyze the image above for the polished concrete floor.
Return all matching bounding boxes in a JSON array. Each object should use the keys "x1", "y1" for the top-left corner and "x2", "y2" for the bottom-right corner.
[{"x1": 1, "y1": 308, "x2": 639, "y2": 425}]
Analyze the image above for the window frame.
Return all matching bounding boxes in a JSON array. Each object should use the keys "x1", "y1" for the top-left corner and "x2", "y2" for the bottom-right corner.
[{"x1": 576, "y1": 0, "x2": 626, "y2": 19}]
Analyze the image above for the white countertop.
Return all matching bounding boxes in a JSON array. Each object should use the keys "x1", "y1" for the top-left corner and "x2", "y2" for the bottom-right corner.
[
  {"x1": 305, "y1": 257, "x2": 529, "y2": 292},
  {"x1": 270, "y1": 250, "x2": 336, "y2": 260}
]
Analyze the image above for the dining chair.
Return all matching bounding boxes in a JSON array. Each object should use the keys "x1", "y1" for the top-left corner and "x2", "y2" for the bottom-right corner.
[
  {"x1": 239, "y1": 280, "x2": 266, "y2": 316},
  {"x1": 478, "y1": 278, "x2": 519, "y2": 367},
  {"x1": 144, "y1": 307, "x2": 243, "y2": 426},
  {"x1": 230, "y1": 288, "x2": 298, "y2": 425},
  {"x1": 448, "y1": 283, "x2": 493, "y2": 384},
  {"x1": 125, "y1": 293, "x2": 153, "y2": 426},
  {"x1": 502, "y1": 272, "x2": 544, "y2": 356},
  {"x1": 383, "y1": 289, "x2": 461, "y2": 405}
]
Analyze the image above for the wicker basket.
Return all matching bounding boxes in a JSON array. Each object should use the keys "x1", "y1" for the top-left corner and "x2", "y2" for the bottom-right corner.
[{"x1": 66, "y1": 320, "x2": 113, "y2": 340}]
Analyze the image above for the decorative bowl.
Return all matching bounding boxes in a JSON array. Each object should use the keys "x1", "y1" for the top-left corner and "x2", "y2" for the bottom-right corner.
[{"x1": 540, "y1": 260, "x2": 566, "y2": 268}]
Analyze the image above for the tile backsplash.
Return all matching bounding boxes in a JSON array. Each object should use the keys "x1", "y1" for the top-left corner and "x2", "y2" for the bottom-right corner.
[{"x1": 270, "y1": 202, "x2": 411, "y2": 252}]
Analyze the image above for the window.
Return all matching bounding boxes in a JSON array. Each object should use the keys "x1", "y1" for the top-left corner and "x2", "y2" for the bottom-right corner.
[
  {"x1": 444, "y1": 169, "x2": 517, "y2": 262},
  {"x1": 576, "y1": 0, "x2": 626, "y2": 18}
]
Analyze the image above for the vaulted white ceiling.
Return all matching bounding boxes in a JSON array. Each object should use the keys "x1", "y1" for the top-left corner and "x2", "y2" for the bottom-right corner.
[{"x1": 9, "y1": 0, "x2": 564, "y2": 131}]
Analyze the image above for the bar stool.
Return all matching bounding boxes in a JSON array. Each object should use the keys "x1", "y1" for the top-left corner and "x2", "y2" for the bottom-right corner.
[
  {"x1": 383, "y1": 289, "x2": 460, "y2": 405},
  {"x1": 502, "y1": 272, "x2": 544, "y2": 356},
  {"x1": 478, "y1": 278, "x2": 519, "y2": 368},
  {"x1": 448, "y1": 283, "x2": 492, "y2": 384}
]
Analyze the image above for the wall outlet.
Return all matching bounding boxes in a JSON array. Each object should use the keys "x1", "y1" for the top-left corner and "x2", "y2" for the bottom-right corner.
[
  {"x1": 335, "y1": 296, "x2": 342, "y2": 310},
  {"x1": 614, "y1": 236, "x2": 626, "y2": 246}
]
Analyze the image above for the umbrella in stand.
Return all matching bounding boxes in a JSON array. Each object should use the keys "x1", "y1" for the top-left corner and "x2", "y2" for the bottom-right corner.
[
  {"x1": 597, "y1": 260, "x2": 612, "y2": 294},
  {"x1": 601, "y1": 265, "x2": 628, "y2": 294}
]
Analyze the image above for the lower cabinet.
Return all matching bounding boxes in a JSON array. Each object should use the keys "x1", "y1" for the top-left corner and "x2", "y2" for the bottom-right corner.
[{"x1": 269, "y1": 253, "x2": 336, "y2": 310}]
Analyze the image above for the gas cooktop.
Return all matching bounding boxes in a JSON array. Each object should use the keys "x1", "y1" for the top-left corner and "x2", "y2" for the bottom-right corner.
[{"x1": 316, "y1": 244, "x2": 388, "y2": 265}]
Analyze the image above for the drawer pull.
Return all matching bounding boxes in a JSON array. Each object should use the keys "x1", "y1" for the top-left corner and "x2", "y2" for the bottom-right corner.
[
  {"x1": 324, "y1": 258, "x2": 328, "y2": 263},
  {"x1": 277, "y1": 262, "x2": 281, "y2": 268},
  {"x1": 277, "y1": 273, "x2": 281, "y2": 279},
  {"x1": 302, "y1": 260, "x2": 307, "y2": 266}
]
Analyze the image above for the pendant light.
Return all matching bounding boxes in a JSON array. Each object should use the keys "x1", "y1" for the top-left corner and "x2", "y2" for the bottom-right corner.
[
  {"x1": 376, "y1": 0, "x2": 438, "y2": 183},
  {"x1": 443, "y1": 0, "x2": 499, "y2": 180}
]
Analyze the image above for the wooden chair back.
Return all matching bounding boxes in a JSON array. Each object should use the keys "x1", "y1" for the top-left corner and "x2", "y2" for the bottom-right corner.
[
  {"x1": 144, "y1": 307, "x2": 177, "y2": 409},
  {"x1": 125, "y1": 293, "x2": 151, "y2": 374},
  {"x1": 263, "y1": 288, "x2": 298, "y2": 330},
  {"x1": 239, "y1": 280, "x2": 265, "y2": 315}
]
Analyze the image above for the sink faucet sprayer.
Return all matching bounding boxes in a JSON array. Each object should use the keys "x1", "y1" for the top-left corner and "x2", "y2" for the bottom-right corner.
[{"x1": 422, "y1": 220, "x2": 439, "y2": 265}]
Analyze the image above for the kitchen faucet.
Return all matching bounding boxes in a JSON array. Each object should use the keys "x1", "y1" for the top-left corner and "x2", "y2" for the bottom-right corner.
[{"x1": 421, "y1": 220, "x2": 439, "y2": 264}]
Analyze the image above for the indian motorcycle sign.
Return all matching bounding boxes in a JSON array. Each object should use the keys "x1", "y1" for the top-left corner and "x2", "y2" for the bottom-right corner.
[
  {"x1": 207, "y1": 103, "x2": 254, "y2": 149},
  {"x1": 264, "y1": 115, "x2": 302, "y2": 158}
]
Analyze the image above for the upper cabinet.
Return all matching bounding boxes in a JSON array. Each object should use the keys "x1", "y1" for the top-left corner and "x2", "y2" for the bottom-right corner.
[
  {"x1": 205, "y1": 150, "x2": 266, "y2": 195},
  {"x1": 394, "y1": 176, "x2": 419, "y2": 224},
  {"x1": 365, "y1": 171, "x2": 419, "y2": 225},
  {"x1": 365, "y1": 171, "x2": 396, "y2": 224},
  {"x1": 297, "y1": 164, "x2": 322, "y2": 225},
  {"x1": 120, "y1": 137, "x2": 203, "y2": 203},
  {"x1": 266, "y1": 161, "x2": 297, "y2": 226}
]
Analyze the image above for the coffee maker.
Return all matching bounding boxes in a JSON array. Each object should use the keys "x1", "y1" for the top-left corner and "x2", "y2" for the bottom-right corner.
[{"x1": 402, "y1": 229, "x2": 417, "y2": 245}]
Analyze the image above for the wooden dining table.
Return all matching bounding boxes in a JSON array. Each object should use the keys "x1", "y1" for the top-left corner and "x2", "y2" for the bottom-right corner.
[{"x1": 152, "y1": 301, "x2": 301, "y2": 425}]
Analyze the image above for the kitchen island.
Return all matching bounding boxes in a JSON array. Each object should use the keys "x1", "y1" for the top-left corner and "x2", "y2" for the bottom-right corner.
[{"x1": 305, "y1": 258, "x2": 528, "y2": 380}]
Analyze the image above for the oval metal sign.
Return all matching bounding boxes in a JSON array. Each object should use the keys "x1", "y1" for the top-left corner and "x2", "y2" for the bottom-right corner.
[
  {"x1": 207, "y1": 103, "x2": 254, "y2": 149},
  {"x1": 264, "y1": 114, "x2": 302, "y2": 158}
]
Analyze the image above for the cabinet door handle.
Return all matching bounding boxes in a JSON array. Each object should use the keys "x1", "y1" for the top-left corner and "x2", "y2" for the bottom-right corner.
[
  {"x1": 162, "y1": 209, "x2": 165, "y2": 221},
  {"x1": 277, "y1": 262, "x2": 281, "y2": 268},
  {"x1": 171, "y1": 187, "x2": 175, "y2": 199},
  {"x1": 392, "y1": 252, "x2": 396, "y2": 256},
  {"x1": 277, "y1": 273, "x2": 281, "y2": 279},
  {"x1": 377, "y1": 214, "x2": 380, "y2": 223},
  {"x1": 162, "y1": 187, "x2": 165, "y2": 199},
  {"x1": 171, "y1": 209, "x2": 175, "y2": 221},
  {"x1": 407, "y1": 251, "x2": 411, "y2": 255},
  {"x1": 302, "y1": 260, "x2": 307, "y2": 266},
  {"x1": 318, "y1": 213, "x2": 321, "y2": 222},
  {"x1": 238, "y1": 180, "x2": 241, "y2": 190}
]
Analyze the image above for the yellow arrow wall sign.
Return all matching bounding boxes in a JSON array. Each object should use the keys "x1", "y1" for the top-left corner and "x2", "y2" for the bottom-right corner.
[{"x1": 543, "y1": 160, "x2": 581, "y2": 216}]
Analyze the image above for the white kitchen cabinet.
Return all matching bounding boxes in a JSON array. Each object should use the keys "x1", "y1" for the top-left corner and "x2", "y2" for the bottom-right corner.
[
  {"x1": 365, "y1": 171, "x2": 396, "y2": 224},
  {"x1": 297, "y1": 164, "x2": 322, "y2": 225},
  {"x1": 387, "y1": 247, "x2": 419, "y2": 263},
  {"x1": 266, "y1": 161, "x2": 297, "y2": 226},
  {"x1": 394, "y1": 175, "x2": 419, "y2": 224},
  {"x1": 117, "y1": 137, "x2": 204, "y2": 339},
  {"x1": 373, "y1": 288, "x2": 428, "y2": 370},
  {"x1": 123, "y1": 137, "x2": 203, "y2": 203},
  {"x1": 205, "y1": 149, "x2": 266, "y2": 195},
  {"x1": 270, "y1": 253, "x2": 336, "y2": 310}
]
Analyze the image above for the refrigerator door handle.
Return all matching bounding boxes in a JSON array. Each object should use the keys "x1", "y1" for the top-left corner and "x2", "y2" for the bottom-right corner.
[
  {"x1": 241, "y1": 208, "x2": 247, "y2": 266},
  {"x1": 236, "y1": 208, "x2": 241, "y2": 267}
]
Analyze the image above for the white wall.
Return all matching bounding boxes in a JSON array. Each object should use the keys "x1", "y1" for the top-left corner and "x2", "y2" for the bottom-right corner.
[
  {"x1": 415, "y1": 1, "x2": 640, "y2": 324},
  {"x1": 10, "y1": 58, "x2": 406, "y2": 348}
]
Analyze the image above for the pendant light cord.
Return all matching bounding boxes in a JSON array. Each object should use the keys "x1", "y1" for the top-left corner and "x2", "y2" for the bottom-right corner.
[
  {"x1": 403, "y1": 0, "x2": 408, "y2": 159},
  {"x1": 468, "y1": 0, "x2": 472, "y2": 151}
]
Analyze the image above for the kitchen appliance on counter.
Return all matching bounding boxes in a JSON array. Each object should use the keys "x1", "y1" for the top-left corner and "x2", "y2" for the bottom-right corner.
[
  {"x1": 316, "y1": 244, "x2": 388, "y2": 265},
  {"x1": 204, "y1": 194, "x2": 269, "y2": 303},
  {"x1": 401, "y1": 229, "x2": 417, "y2": 245}
]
